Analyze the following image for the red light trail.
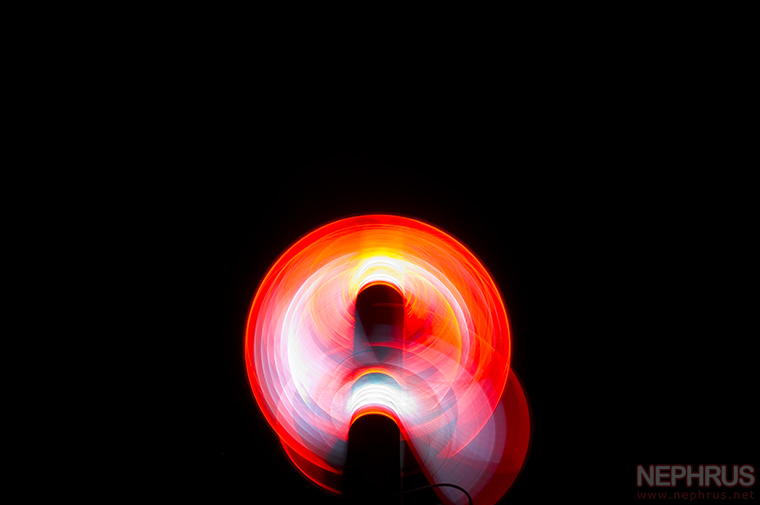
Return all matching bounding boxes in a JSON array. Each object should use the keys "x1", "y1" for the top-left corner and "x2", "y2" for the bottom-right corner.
[{"x1": 245, "y1": 214, "x2": 530, "y2": 505}]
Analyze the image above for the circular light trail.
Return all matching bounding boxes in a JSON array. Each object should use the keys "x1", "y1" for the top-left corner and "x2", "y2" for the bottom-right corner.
[{"x1": 245, "y1": 214, "x2": 530, "y2": 505}]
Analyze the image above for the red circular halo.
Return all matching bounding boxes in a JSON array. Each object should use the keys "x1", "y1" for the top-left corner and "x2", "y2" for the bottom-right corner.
[{"x1": 245, "y1": 214, "x2": 530, "y2": 504}]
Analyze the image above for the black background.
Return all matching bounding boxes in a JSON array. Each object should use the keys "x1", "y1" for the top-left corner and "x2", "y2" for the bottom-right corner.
[{"x1": 65, "y1": 12, "x2": 756, "y2": 504}]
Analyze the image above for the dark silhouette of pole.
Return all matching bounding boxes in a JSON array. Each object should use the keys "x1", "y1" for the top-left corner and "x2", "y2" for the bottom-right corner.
[
  {"x1": 344, "y1": 414, "x2": 402, "y2": 505},
  {"x1": 345, "y1": 284, "x2": 404, "y2": 505}
]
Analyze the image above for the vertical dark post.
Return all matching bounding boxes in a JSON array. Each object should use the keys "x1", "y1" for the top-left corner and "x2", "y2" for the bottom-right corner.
[
  {"x1": 345, "y1": 284, "x2": 404, "y2": 504},
  {"x1": 353, "y1": 283, "x2": 404, "y2": 363},
  {"x1": 344, "y1": 414, "x2": 402, "y2": 505}
]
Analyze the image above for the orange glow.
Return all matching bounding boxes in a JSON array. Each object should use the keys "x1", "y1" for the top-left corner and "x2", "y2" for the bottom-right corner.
[{"x1": 244, "y1": 215, "x2": 529, "y2": 505}]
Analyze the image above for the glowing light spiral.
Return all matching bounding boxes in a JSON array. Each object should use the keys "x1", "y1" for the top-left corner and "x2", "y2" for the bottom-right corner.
[{"x1": 245, "y1": 215, "x2": 530, "y2": 505}]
